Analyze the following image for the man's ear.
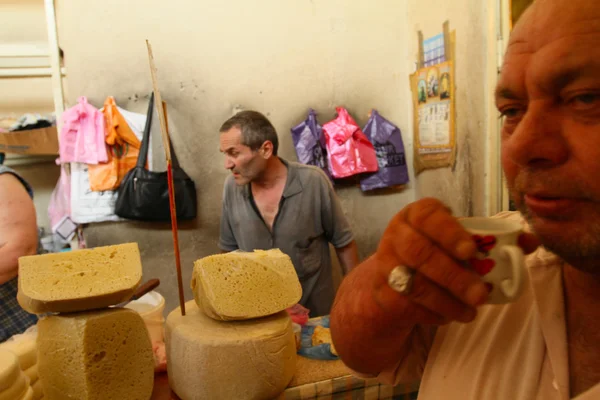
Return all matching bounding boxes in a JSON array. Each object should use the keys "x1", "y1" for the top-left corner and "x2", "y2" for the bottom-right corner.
[{"x1": 260, "y1": 141, "x2": 274, "y2": 159}]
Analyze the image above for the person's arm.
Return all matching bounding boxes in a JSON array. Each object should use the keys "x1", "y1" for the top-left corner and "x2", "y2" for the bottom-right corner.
[
  {"x1": 0, "y1": 174, "x2": 38, "y2": 284},
  {"x1": 335, "y1": 240, "x2": 359, "y2": 275}
]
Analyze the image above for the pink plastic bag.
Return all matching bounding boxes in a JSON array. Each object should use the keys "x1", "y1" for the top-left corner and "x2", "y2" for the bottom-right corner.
[
  {"x1": 286, "y1": 304, "x2": 310, "y2": 326},
  {"x1": 322, "y1": 107, "x2": 379, "y2": 179},
  {"x1": 48, "y1": 165, "x2": 71, "y2": 232}
]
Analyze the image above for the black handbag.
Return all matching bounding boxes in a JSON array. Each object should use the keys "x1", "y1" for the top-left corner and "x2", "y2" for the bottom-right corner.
[{"x1": 115, "y1": 93, "x2": 197, "y2": 221}]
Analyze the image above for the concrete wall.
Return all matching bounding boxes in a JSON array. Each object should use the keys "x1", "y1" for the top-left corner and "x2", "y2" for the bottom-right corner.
[
  {"x1": 54, "y1": 0, "x2": 417, "y2": 314},
  {"x1": 407, "y1": 0, "x2": 491, "y2": 217},
  {"x1": 0, "y1": 0, "x2": 61, "y2": 232}
]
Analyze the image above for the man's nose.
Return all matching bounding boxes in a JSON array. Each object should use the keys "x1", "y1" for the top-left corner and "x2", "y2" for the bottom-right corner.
[
  {"x1": 224, "y1": 157, "x2": 234, "y2": 170},
  {"x1": 502, "y1": 102, "x2": 569, "y2": 169}
]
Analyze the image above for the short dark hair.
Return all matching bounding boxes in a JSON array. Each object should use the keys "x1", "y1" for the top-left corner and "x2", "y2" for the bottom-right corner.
[{"x1": 219, "y1": 111, "x2": 279, "y2": 156}]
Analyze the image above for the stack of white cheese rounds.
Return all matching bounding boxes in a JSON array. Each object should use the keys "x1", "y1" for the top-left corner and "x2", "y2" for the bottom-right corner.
[
  {"x1": 0, "y1": 349, "x2": 34, "y2": 400},
  {"x1": 16, "y1": 243, "x2": 155, "y2": 400},
  {"x1": 0, "y1": 333, "x2": 41, "y2": 399},
  {"x1": 167, "y1": 249, "x2": 303, "y2": 400}
]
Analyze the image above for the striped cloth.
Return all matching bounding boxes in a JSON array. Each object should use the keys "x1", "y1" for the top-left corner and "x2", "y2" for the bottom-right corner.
[{"x1": 278, "y1": 375, "x2": 420, "y2": 400}]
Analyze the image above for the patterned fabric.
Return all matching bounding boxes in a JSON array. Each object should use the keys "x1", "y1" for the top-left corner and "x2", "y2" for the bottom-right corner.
[
  {"x1": 278, "y1": 375, "x2": 420, "y2": 400},
  {"x1": 0, "y1": 277, "x2": 37, "y2": 342},
  {"x1": 0, "y1": 166, "x2": 38, "y2": 342}
]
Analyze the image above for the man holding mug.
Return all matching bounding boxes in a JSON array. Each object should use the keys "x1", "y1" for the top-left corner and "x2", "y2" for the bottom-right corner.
[{"x1": 330, "y1": 0, "x2": 600, "y2": 398}]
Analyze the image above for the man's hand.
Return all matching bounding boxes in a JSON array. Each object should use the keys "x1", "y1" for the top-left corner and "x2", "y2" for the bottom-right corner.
[{"x1": 330, "y1": 198, "x2": 539, "y2": 377}]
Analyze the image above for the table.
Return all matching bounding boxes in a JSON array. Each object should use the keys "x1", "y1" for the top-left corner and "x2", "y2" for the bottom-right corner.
[{"x1": 151, "y1": 356, "x2": 419, "y2": 400}]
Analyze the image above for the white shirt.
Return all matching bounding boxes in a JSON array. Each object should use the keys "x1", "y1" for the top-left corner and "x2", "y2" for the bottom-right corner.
[{"x1": 375, "y1": 212, "x2": 600, "y2": 399}]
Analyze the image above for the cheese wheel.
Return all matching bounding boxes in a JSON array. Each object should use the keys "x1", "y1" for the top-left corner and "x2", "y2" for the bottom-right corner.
[
  {"x1": 166, "y1": 301, "x2": 296, "y2": 400},
  {"x1": 32, "y1": 379, "x2": 43, "y2": 400},
  {"x1": 191, "y1": 249, "x2": 302, "y2": 320},
  {"x1": 19, "y1": 385, "x2": 34, "y2": 400},
  {"x1": 0, "y1": 368, "x2": 28, "y2": 400},
  {"x1": 0, "y1": 336, "x2": 37, "y2": 370},
  {"x1": 37, "y1": 308, "x2": 154, "y2": 400},
  {"x1": 18, "y1": 243, "x2": 142, "y2": 314},
  {"x1": 24, "y1": 363, "x2": 38, "y2": 384},
  {"x1": 0, "y1": 349, "x2": 21, "y2": 391}
]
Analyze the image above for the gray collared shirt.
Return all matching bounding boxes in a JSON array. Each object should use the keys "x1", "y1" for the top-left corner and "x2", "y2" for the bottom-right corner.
[{"x1": 219, "y1": 159, "x2": 353, "y2": 317}]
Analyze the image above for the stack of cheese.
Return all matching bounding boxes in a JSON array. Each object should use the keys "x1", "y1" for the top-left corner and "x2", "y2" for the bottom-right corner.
[
  {"x1": 0, "y1": 332, "x2": 42, "y2": 399},
  {"x1": 0, "y1": 349, "x2": 34, "y2": 400},
  {"x1": 167, "y1": 249, "x2": 302, "y2": 400},
  {"x1": 17, "y1": 243, "x2": 155, "y2": 400}
]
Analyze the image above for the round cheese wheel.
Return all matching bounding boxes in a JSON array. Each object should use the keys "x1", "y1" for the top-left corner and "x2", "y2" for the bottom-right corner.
[
  {"x1": 32, "y1": 378, "x2": 43, "y2": 399},
  {"x1": 166, "y1": 301, "x2": 296, "y2": 400},
  {"x1": 19, "y1": 385, "x2": 34, "y2": 400},
  {"x1": 0, "y1": 349, "x2": 22, "y2": 391},
  {"x1": 0, "y1": 367, "x2": 28, "y2": 400},
  {"x1": 0, "y1": 336, "x2": 37, "y2": 370},
  {"x1": 24, "y1": 363, "x2": 38, "y2": 385}
]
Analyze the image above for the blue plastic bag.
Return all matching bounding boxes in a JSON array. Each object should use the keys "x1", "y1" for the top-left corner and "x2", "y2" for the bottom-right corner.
[
  {"x1": 360, "y1": 110, "x2": 409, "y2": 191},
  {"x1": 291, "y1": 109, "x2": 332, "y2": 180},
  {"x1": 297, "y1": 315, "x2": 339, "y2": 361}
]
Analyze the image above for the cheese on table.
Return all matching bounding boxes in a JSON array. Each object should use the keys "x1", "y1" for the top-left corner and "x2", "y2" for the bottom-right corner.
[
  {"x1": 0, "y1": 367, "x2": 28, "y2": 400},
  {"x1": 18, "y1": 243, "x2": 142, "y2": 314},
  {"x1": 24, "y1": 363, "x2": 38, "y2": 384},
  {"x1": 191, "y1": 249, "x2": 302, "y2": 320},
  {"x1": 20, "y1": 385, "x2": 34, "y2": 400},
  {"x1": 166, "y1": 301, "x2": 297, "y2": 400},
  {"x1": 32, "y1": 379, "x2": 43, "y2": 400},
  {"x1": 37, "y1": 308, "x2": 154, "y2": 400},
  {"x1": 0, "y1": 335, "x2": 37, "y2": 370},
  {"x1": 0, "y1": 349, "x2": 22, "y2": 391}
]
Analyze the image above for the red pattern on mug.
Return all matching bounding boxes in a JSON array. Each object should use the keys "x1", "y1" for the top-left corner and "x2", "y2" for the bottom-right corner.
[
  {"x1": 473, "y1": 235, "x2": 497, "y2": 253},
  {"x1": 470, "y1": 258, "x2": 496, "y2": 276}
]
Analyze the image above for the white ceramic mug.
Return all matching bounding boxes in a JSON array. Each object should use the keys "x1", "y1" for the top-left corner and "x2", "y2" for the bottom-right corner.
[{"x1": 459, "y1": 217, "x2": 525, "y2": 304}]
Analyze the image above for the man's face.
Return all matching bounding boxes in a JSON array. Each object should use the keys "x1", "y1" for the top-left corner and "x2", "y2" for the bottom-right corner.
[
  {"x1": 219, "y1": 127, "x2": 266, "y2": 185},
  {"x1": 497, "y1": 0, "x2": 600, "y2": 264}
]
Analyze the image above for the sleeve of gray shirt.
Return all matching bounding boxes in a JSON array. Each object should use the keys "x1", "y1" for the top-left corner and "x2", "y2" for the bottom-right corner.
[
  {"x1": 319, "y1": 171, "x2": 354, "y2": 248},
  {"x1": 218, "y1": 179, "x2": 239, "y2": 252}
]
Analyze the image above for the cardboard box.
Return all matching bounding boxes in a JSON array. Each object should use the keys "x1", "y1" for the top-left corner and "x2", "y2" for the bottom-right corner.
[{"x1": 0, "y1": 126, "x2": 59, "y2": 155}]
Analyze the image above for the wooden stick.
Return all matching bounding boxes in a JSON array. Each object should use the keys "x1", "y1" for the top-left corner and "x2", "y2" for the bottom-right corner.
[
  {"x1": 162, "y1": 101, "x2": 185, "y2": 316},
  {"x1": 146, "y1": 40, "x2": 172, "y2": 162},
  {"x1": 145, "y1": 40, "x2": 186, "y2": 316}
]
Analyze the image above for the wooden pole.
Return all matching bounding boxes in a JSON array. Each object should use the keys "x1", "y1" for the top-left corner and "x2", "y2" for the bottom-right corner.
[{"x1": 146, "y1": 40, "x2": 186, "y2": 316}]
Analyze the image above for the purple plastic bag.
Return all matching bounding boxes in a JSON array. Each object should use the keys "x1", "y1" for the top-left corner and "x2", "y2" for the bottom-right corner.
[
  {"x1": 291, "y1": 109, "x2": 332, "y2": 180},
  {"x1": 360, "y1": 110, "x2": 409, "y2": 191}
]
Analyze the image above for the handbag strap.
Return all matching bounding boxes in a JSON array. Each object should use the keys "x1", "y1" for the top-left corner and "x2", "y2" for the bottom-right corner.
[
  {"x1": 136, "y1": 92, "x2": 184, "y2": 170},
  {"x1": 136, "y1": 92, "x2": 154, "y2": 168}
]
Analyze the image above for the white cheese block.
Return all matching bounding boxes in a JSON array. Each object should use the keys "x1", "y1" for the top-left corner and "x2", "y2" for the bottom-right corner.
[
  {"x1": 24, "y1": 363, "x2": 38, "y2": 384},
  {"x1": 166, "y1": 301, "x2": 297, "y2": 400},
  {"x1": 0, "y1": 349, "x2": 22, "y2": 391},
  {"x1": 0, "y1": 336, "x2": 37, "y2": 370},
  {"x1": 32, "y1": 379, "x2": 43, "y2": 400},
  {"x1": 0, "y1": 366, "x2": 28, "y2": 400},
  {"x1": 191, "y1": 249, "x2": 302, "y2": 320},
  {"x1": 18, "y1": 243, "x2": 142, "y2": 314},
  {"x1": 37, "y1": 308, "x2": 154, "y2": 400}
]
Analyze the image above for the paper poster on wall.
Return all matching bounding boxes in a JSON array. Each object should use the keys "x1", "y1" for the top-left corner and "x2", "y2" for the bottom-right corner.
[{"x1": 410, "y1": 60, "x2": 456, "y2": 175}]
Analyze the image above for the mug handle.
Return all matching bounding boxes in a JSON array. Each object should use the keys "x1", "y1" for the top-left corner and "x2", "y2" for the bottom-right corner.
[{"x1": 499, "y1": 245, "x2": 525, "y2": 300}]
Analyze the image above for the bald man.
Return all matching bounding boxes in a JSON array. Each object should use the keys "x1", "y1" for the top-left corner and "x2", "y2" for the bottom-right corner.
[{"x1": 330, "y1": 1, "x2": 600, "y2": 399}]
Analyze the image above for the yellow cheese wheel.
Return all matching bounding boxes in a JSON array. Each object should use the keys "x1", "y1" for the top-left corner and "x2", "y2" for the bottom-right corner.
[
  {"x1": 0, "y1": 369, "x2": 28, "y2": 400},
  {"x1": 24, "y1": 363, "x2": 38, "y2": 384},
  {"x1": 32, "y1": 379, "x2": 44, "y2": 400},
  {"x1": 19, "y1": 385, "x2": 34, "y2": 400},
  {"x1": 0, "y1": 349, "x2": 21, "y2": 391},
  {"x1": 0, "y1": 336, "x2": 37, "y2": 370}
]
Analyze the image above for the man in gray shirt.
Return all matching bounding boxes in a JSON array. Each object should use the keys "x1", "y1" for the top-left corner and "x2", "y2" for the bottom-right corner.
[{"x1": 219, "y1": 111, "x2": 359, "y2": 317}]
